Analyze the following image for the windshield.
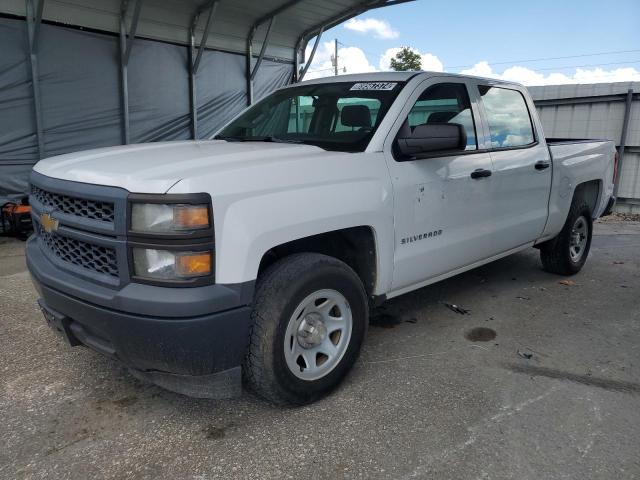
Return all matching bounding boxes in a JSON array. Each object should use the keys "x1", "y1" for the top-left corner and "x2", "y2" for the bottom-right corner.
[{"x1": 215, "y1": 81, "x2": 405, "y2": 152}]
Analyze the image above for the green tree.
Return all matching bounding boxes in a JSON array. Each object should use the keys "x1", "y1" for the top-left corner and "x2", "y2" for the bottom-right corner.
[{"x1": 390, "y1": 47, "x2": 422, "y2": 71}]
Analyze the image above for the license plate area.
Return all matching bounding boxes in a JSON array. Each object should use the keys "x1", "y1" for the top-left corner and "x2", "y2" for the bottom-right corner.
[{"x1": 38, "y1": 300, "x2": 81, "y2": 346}]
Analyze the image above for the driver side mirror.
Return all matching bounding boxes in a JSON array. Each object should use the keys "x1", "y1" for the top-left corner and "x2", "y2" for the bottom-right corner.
[{"x1": 396, "y1": 122, "x2": 467, "y2": 157}]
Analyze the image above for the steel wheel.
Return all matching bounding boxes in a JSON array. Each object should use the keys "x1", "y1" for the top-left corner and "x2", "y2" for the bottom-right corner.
[
  {"x1": 569, "y1": 215, "x2": 588, "y2": 262},
  {"x1": 283, "y1": 289, "x2": 353, "y2": 381}
]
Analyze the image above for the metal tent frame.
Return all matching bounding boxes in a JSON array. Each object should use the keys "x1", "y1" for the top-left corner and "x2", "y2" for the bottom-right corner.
[{"x1": 15, "y1": 0, "x2": 414, "y2": 153}]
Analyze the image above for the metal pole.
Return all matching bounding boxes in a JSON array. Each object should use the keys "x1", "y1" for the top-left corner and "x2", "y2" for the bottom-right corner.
[
  {"x1": 298, "y1": 26, "x2": 323, "y2": 82},
  {"x1": 192, "y1": 1, "x2": 217, "y2": 75},
  {"x1": 118, "y1": 1, "x2": 136, "y2": 145},
  {"x1": 614, "y1": 88, "x2": 634, "y2": 197},
  {"x1": 188, "y1": 19, "x2": 198, "y2": 139},
  {"x1": 118, "y1": 0, "x2": 141, "y2": 145},
  {"x1": 26, "y1": 0, "x2": 45, "y2": 159},
  {"x1": 250, "y1": 16, "x2": 276, "y2": 82},
  {"x1": 123, "y1": 0, "x2": 142, "y2": 65},
  {"x1": 333, "y1": 38, "x2": 338, "y2": 76},
  {"x1": 246, "y1": 29, "x2": 254, "y2": 106},
  {"x1": 293, "y1": 42, "x2": 300, "y2": 83},
  {"x1": 30, "y1": 0, "x2": 44, "y2": 54},
  {"x1": 119, "y1": 7, "x2": 130, "y2": 145}
]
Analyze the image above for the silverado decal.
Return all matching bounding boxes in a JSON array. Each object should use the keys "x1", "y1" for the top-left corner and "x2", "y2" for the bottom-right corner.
[{"x1": 400, "y1": 230, "x2": 443, "y2": 245}]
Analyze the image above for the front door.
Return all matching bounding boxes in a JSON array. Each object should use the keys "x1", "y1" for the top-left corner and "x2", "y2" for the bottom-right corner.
[{"x1": 384, "y1": 79, "x2": 498, "y2": 293}]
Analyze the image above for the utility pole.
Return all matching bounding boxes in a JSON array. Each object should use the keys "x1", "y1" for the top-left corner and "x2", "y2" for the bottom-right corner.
[{"x1": 333, "y1": 38, "x2": 338, "y2": 76}]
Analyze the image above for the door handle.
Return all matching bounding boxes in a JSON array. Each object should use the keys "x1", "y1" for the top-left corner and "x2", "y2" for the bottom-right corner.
[
  {"x1": 535, "y1": 161, "x2": 550, "y2": 170},
  {"x1": 470, "y1": 168, "x2": 492, "y2": 179}
]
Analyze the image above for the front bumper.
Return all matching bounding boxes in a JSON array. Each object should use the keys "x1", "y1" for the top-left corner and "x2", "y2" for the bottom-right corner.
[{"x1": 27, "y1": 235, "x2": 253, "y2": 398}]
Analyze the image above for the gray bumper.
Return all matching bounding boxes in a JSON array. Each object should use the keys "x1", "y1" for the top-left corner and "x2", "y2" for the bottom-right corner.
[{"x1": 28, "y1": 235, "x2": 254, "y2": 398}]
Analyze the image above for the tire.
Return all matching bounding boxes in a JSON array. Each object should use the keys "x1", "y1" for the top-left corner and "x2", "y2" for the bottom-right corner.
[
  {"x1": 540, "y1": 198, "x2": 593, "y2": 275},
  {"x1": 244, "y1": 253, "x2": 368, "y2": 405}
]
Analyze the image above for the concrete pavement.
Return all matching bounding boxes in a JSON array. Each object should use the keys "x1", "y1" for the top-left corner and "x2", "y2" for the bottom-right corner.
[{"x1": 1, "y1": 220, "x2": 639, "y2": 480}]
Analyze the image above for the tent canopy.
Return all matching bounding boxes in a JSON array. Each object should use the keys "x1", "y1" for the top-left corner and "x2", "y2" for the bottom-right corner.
[
  {"x1": 1, "y1": 0, "x2": 411, "y2": 63},
  {"x1": 0, "y1": 0, "x2": 412, "y2": 203}
]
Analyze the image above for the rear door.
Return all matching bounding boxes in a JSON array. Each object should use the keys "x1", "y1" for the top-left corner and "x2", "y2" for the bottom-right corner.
[
  {"x1": 383, "y1": 78, "x2": 498, "y2": 293},
  {"x1": 475, "y1": 83, "x2": 552, "y2": 253}
]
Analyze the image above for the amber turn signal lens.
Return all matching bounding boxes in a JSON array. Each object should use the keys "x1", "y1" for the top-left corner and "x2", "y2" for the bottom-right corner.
[
  {"x1": 175, "y1": 252, "x2": 212, "y2": 277},
  {"x1": 173, "y1": 205, "x2": 209, "y2": 230}
]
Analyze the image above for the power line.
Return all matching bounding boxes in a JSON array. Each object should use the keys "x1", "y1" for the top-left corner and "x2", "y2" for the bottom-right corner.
[
  {"x1": 306, "y1": 67, "x2": 335, "y2": 73},
  {"x1": 305, "y1": 43, "x2": 640, "y2": 77},
  {"x1": 446, "y1": 49, "x2": 640, "y2": 70},
  {"x1": 531, "y1": 60, "x2": 640, "y2": 72}
]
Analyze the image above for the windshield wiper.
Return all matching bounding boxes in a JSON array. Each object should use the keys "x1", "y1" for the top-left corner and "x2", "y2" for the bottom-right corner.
[
  {"x1": 215, "y1": 135, "x2": 304, "y2": 144},
  {"x1": 214, "y1": 135, "x2": 247, "y2": 142},
  {"x1": 259, "y1": 136, "x2": 304, "y2": 144}
]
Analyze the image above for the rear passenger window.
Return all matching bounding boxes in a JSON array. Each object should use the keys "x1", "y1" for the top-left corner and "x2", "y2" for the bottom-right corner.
[
  {"x1": 406, "y1": 83, "x2": 477, "y2": 150},
  {"x1": 479, "y1": 86, "x2": 534, "y2": 148}
]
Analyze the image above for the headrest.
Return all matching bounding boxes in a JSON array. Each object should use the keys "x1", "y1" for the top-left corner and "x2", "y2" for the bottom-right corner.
[
  {"x1": 341, "y1": 105, "x2": 372, "y2": 128},
  {"x1": 427, "y1": 111, "x2": 458, "y2": 123}
]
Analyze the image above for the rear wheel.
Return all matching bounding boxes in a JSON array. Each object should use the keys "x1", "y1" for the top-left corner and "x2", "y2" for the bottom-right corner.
[
  {"x1": 540, "y1": 199, "x2": 593, "y2": 275},
  {"x1": 244, "y1": 253, "x2": 368, "y2": 405}
]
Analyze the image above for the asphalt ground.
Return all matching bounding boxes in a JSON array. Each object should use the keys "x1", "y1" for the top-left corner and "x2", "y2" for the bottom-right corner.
[{"x1": 1, "y1": 219, "x2": 639, "y2": 480}]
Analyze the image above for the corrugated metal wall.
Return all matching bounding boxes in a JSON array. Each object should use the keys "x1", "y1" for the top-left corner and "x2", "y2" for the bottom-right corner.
[{"x1": 528, "y1": 82, "x2": 640, "y2": 213}]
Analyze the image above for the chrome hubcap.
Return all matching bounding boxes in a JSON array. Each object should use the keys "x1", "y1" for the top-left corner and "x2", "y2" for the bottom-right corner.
[
  {"x1": 297, "y1": 313, "x2": 327, "y2": 348},
  {"x1": 569, "y1": 216, "x2": 588, "y2": 262},
  {"x1": 284, "y1": 289, "x2": 352, "y2": 381}
]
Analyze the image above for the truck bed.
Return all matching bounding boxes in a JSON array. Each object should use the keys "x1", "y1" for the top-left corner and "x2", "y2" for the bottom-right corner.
[{"x1": 546, "y1": 138, "x2": 611, "y2": 145}]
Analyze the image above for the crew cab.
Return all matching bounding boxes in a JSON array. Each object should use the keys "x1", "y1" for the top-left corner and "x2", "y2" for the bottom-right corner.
[{"x1": 27, "y1": 72, "x2": 617, "y2": 404}]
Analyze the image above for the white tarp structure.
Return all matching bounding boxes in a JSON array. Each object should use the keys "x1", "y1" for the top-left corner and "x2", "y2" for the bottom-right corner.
[{"x1": 0, "y1": 0, "x2": 412, "y2": 203}]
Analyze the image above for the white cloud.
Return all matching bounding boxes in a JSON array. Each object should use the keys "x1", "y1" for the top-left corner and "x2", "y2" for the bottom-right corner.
[
  {"x1": 344, "y1": 18, "x2": 399, "y2": 39},
  {"x1": 379, "y1": 47, "x2": 443, "y2": 72},
  {"x1": 303, "y1": 42, "x2": 376, "y2": 80},
  {"x1": 303, "y1": 44, "x2": 444, "y2": 80},
  {"x1": 460, "y1": 61, "x2": 640, "y2": 85}
]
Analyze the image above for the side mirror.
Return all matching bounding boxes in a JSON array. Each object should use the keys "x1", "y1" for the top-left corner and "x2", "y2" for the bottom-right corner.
[{"x1": 396, "y1": 123, "x2": 467, "y2": 157}]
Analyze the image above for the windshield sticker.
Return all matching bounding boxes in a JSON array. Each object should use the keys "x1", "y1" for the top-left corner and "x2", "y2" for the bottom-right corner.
[{"x1": 350, "y1": 82, "x2": 398, "y2": 91}]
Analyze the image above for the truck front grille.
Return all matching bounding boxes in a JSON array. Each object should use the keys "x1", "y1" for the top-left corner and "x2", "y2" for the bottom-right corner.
[
  {"x1": 31, "y1": 185, "x2": 115, "y2": 223},
  {"x1": 37, "y1": 224, "x2": 119, "y2": 277}
]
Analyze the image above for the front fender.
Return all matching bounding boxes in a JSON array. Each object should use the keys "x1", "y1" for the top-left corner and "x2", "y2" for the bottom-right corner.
[
  {"x1": 169, "y1": 152, "x2": 395, "y2": 295},
  {"x1": 218, "y1": 179, "x2": 393, "y2": 293}
]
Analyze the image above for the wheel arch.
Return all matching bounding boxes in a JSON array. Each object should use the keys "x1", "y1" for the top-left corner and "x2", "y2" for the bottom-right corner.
[
  {"x1": 573, "y1": 179, "x2": 602, "y2": 217},
  {"x1": 257, "y1": 226, "x2": 379, "y2": 297}
]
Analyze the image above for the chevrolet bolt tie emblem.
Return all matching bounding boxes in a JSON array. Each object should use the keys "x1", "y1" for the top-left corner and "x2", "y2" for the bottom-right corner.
[{"x1": 40, "y1": 213, "x2": 59, "y2": 233}]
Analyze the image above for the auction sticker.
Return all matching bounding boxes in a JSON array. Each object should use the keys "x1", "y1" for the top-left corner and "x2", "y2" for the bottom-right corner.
[{"x1": 350, "y1": 82, "x2": 398, "y2": 91}]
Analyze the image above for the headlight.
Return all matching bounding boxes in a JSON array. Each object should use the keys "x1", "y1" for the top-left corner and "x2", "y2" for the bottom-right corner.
[
  {"x1": 131, "y1": 203, "x2": 210, "y2": 233},
  {"x1": 133, "y1": 248, "x2": 212, "y2": 280}
]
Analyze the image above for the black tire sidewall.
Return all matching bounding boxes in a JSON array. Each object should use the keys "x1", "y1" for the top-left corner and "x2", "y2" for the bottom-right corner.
[
  {"x1": 245, "y1": 254, "x2": 369, "y2": 405},
  {"x1": 270, "y1": 262, "x2": 367, "y2": 403},
  {"x1": 561, "y1": 204, "x2": 593, "y2": 273}
]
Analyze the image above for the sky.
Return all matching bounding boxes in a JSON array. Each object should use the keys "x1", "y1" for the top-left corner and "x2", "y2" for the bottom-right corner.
[{"x1": 303, "y1": 0, "x2": 640, "y2": 85}]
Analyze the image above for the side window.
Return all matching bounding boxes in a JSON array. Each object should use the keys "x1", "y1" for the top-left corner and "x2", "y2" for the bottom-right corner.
[
  {"x1": 478, "y1": 86, "x2": 534, "y2": 148},
  {"x1": 406, "y1": 83, "x2": 477, "y2": 150}
]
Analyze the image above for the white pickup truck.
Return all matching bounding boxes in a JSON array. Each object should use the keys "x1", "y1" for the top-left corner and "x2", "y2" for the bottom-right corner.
[{"x1": 27, "y1": 72, "x2": 617, "y2": 404}]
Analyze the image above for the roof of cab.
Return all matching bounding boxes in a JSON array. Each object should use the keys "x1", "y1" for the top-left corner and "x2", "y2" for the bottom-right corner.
[{"x1": 296, "y1": 71, "x2": 523, "y2": 88}]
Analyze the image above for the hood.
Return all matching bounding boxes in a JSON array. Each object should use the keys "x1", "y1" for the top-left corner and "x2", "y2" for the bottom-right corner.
[{"x1": 33, "y1": 140, "x2": 330, "y2": 193}]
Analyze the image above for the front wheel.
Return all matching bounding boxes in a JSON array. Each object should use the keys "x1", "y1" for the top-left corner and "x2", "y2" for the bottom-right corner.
[
  {"x1": 244, "y1": 253, "x2": 368, "y2": 405},
  {"x1": 540, "y1": 199, "x2": 593, "y2": 275}
]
